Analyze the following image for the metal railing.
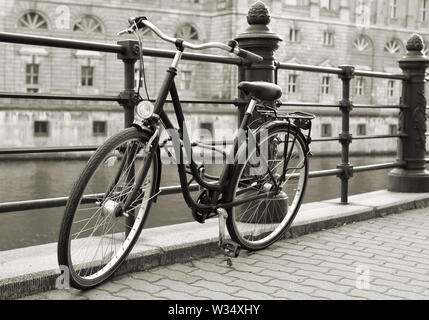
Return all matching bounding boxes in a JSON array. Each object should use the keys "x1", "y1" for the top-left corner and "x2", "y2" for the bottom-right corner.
[{"x1": 1, "y1": 1, "x2": 429, "y2": 219}]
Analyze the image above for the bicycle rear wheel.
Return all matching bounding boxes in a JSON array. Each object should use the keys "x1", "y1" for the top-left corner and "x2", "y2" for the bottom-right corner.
[
  {"x1": 58, "y1": 127, "x2": 158, "y2": 289},
  {"x1": 226, "y1": 123, "x2": 308, "y2": 251}
]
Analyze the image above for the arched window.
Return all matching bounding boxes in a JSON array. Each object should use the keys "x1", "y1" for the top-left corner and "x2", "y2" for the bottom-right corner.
[
  {"x1": 73, "y1": 16, "x2": 103, "y2": 33},
  {"x1": 384, "y1": 39, "x2": 402, "y2": 54},
  {"x1": 353, "y1": 35, "x2": 371, "y2": 51},
  {"x1": 18, "y1": 11, "x2": 48, "y2": 29},
  {"x1": 175, "y1": 24, "x2": 199, "y2": 40}
]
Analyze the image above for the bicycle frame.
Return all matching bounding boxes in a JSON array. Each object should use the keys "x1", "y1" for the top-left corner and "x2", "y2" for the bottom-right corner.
[{"x1": 131, "y1": 50, "x2": 282, "y2": 214}]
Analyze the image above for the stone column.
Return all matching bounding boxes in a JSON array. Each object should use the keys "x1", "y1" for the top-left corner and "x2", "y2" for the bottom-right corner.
[
  {"x1": 388, "y1": 34, "x2": 429, "y2": 192},
  {"x1": 234, "y1": 1, "x2": 283, "y2": 122}
]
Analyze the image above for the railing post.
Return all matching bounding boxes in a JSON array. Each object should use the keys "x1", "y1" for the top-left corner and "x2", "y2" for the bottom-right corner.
[
  {"x1": 234, "y1": 1, "x2": 282, "y2": 123},
  {"x1": 117, "y1": 40, "x2": 140, "y2": 127},
  {"x1": 338, "y1": 65, "x2": 355, "y2": 204},
  {"x1": 117, "y1": 40, "x2": 140, "y2": 234},
  {"x1": 389, "y1": 34, "x2": 429, "y2": 192}
]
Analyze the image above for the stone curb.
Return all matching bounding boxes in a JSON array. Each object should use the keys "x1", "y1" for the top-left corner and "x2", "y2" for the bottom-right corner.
[{"x1": 1, "y1": 191, "x2": 429, "y2": 300}]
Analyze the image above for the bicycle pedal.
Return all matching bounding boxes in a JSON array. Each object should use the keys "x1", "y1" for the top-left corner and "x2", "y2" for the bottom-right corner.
[{"x1": 220, "y1": 240, "x2": 241, "y2": 258}]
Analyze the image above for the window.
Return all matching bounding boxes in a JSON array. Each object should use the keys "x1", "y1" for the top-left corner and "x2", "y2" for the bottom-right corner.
[
  {"x1": 353, "y1": 35, "x2": 370, "y2": 51},
  {"x1": 200, "y1": 122, "x2": 214, "y2": 136},
  {"x1": 355, "y1": 77, "x2": 365, "y2": 96},
  {"x1": 289, "y1": 28, "x2": 300, "y2": 43},
  {"x1": 421, "y1": 0, "x2": 429, "y2": 22},
  {"x1": 389, "y1": 124, "x2": 398, "y2": 135},
  {"x1": 180, "y1": 70, "x2": 192, "y2": 90},
  {"x1": 357, "y1": 124, "x2": 367, "y2": 136},
  {"x1": 34, "y1": 121, "x2": 49, "y2": 137},
  {"x1": 73, "y1": 16, "x2": 103, "y2": 33},
  {"x1": 384, "y1": 40, "x2": 401, "y2": 54},
  {"x1": 323, "y1": 31, "x2": 335, "y2": 46},
  {"x1": 18, "y1": 11, "x2": 48, "y2": 29},
  {"x1": 321, "y1": 76, "x2": 331, "y2": 95},
  {"x1": 81, "y1": 65, "x2": 94, "y2": 86},
  {"x1": 93, "y1": 121, "x2": 107, "y2": 137},
  {"x1": 356, "y1": 0, "x2": 371, "y2": 26},
  {"x1": 387, "y1": 80, "x2": 396, "y2": 98},
  {"x1": 285, "y1": 0, "x2": 298, "y2": 5},
  {"x1": 26, "y1": 60, "x2": 39, "y2": 85},
  {"x1": 288, "y1": 74, "x2": 298, "y2": 94},
  {"x1": 320, "y1": 0, "x2": 334, "y2": 10},
  {"x1": 175, "y1": 24, "x2": 199, "y2": 41},
  {"x1": 26, "y1": 55, "x2": 39, "y2": 92},
  {"x1": 390, "y1": 0, "x2": 398, "y2": 19},
  {"x1": 321, "y1": 124, "x2": 332, "y2": 137}
]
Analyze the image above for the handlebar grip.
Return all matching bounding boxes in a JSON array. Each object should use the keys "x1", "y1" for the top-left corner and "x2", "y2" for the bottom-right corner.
[
  {"x1": 128, "y1": 16, "x2": 148, "y2": 28},
  {"x1": 237, "y1": 48, "x2": 263, "y2": 63}
]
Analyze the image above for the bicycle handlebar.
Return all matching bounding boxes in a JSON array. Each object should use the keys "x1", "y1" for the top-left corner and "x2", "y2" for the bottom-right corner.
[{"x1": 118, "y1": 16, "x2": 263, "y2": 63}]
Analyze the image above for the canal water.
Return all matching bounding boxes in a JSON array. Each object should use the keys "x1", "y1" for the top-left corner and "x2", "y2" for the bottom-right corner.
[{"x1": 0, "y1": 156, "x2": 394, "y2": 251}]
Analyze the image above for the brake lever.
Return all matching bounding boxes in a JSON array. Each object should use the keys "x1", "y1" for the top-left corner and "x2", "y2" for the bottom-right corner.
[{"x1": 117, "y1": 28, "x2": 134, "y2": 36}]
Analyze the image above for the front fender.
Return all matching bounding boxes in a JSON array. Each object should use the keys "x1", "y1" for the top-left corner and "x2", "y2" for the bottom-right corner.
[{"x1": 131, "y1": 121, "x2": 162, "y2": 203}]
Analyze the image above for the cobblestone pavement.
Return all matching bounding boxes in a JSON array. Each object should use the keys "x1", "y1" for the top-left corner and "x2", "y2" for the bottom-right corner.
[{"x1": 24, "y1": 207, "x2": 429, "y2": 300}]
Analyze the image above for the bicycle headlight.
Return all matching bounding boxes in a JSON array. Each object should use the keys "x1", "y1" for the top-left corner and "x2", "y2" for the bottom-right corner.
[{"x1": 135, "y1": 101, "x2": 154, "y2": 120}]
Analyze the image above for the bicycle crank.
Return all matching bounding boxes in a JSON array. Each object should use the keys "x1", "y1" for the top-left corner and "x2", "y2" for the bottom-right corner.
[{"x1": 217, "y1": 208, "x2": 241, "y2": 262}]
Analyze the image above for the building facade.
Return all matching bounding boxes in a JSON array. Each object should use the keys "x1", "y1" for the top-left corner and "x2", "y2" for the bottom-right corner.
[{"x1": 0, "y1": 0, "x2": 428, "y2": 155}]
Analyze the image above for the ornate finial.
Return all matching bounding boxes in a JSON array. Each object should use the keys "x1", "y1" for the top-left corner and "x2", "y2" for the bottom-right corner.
[
  {"x1": 247, "y1": 1, "x2": 270, "y2": 25},
  {"x1": 406, "y1": 34, "x2": 424, "y2": 52}
]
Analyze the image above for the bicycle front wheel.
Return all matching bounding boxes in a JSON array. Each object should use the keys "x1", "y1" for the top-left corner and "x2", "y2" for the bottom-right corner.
[
  {"x1": 226, "y1": 123, "x2": 308, "y2": 251},
  {"x1": 58, "y1": 127, "x2": 158, "y2": 289}
]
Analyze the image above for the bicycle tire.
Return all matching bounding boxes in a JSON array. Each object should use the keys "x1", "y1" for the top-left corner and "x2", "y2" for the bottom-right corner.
[
  {"x1": 225, "y1": 123, "x2": 308, "y2": 251},
  {"x1": 58, "y1": 127, "x2": 158, "y2": 289}
]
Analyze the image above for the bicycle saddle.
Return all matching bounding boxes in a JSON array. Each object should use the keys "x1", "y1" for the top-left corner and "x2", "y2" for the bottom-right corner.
[{"x1": 238, "y1": 81, "x2": 282, "y2": 101}]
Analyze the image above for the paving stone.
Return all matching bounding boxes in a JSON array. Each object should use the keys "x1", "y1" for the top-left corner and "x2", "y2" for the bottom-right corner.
[
  {"x1": 43, "y1": 289, "x2": 88, "y2": 300},
  {"x1": 188, "y1": 269, "x2": 238, "y2": 284},
  {"x1": 154, "y1": 289, "x2": 201, "y2": 300},
  {"x1": 190, "y1": 260, "x2": 233, "y2": 274},
  {"x1": 167, "y1": 262, "x2": 199, "y2": 274},
  {"x1": 300, "y1": 279, "x2": 352, "y2": 294},
  {"x1": 192, "y1": 279, "x2": 242, "y2": 294},
  {"x1": 234, "y1": 289, "x2": 274, "y2": 300},
  {"x1": 97, "y1": 281, "x2": 129, "y2": 293},
  {"x1": 347, "y1": 289, "x2": 399, "y2": 300},
  {"x1": 113, "y1": 276, "x2": 166, "y2": 294},
  {"x1": 229, "y1": 279, "x2": 278, "y2": 294},
  {"x1": 149, "y1": 268, "x2": 201, "y2": 284},
  {"x1": 272, "y1": 289, "x2": 321, "y2": 300},
  {"x1": 372, "y1": 279, "x2": 426, "y2": 294},
  {"x1": 267, "y1": 279, "x2": 317, "y2": 294},
  {"x1": 130, "y1": 271, "x2": 165, "y2": 283},
  {"x1": 272, "y1": 247, "x2": 314, "y2": 258},
  {"x1": 259, "y1": 269, "x2": 305, "y2": 283},
  {"x1": 312, "y1": 290, "x2": 359, "y2": 300},
  {"x1": 155, "y1": 279, "x2": 202, "y2": 294},
  {"x1": 226, "y1": 270, "x2": 271, "y2": 284},
  {"x1": 194, "y1": 289, "x2": 244, "y2": 300},
  {"x1": 293, "y1": 269, "x2": 342, "y2": 283},
  {"x1": 82, "y1": 289, "x2": 127, "y2": 300},
  {"x1": 385, "y1": 289, "x2": 429, "y2": 300}
]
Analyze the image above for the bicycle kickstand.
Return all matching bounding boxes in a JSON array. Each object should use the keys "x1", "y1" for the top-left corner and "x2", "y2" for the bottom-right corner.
[{"x1": 217, "y1": 208, "x2": 241, "y2": 266}]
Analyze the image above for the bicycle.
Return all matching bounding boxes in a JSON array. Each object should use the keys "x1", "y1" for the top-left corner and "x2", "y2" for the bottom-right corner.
[{"x1": 57, "y1": 16, "x2": 316, "y2": 289}]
